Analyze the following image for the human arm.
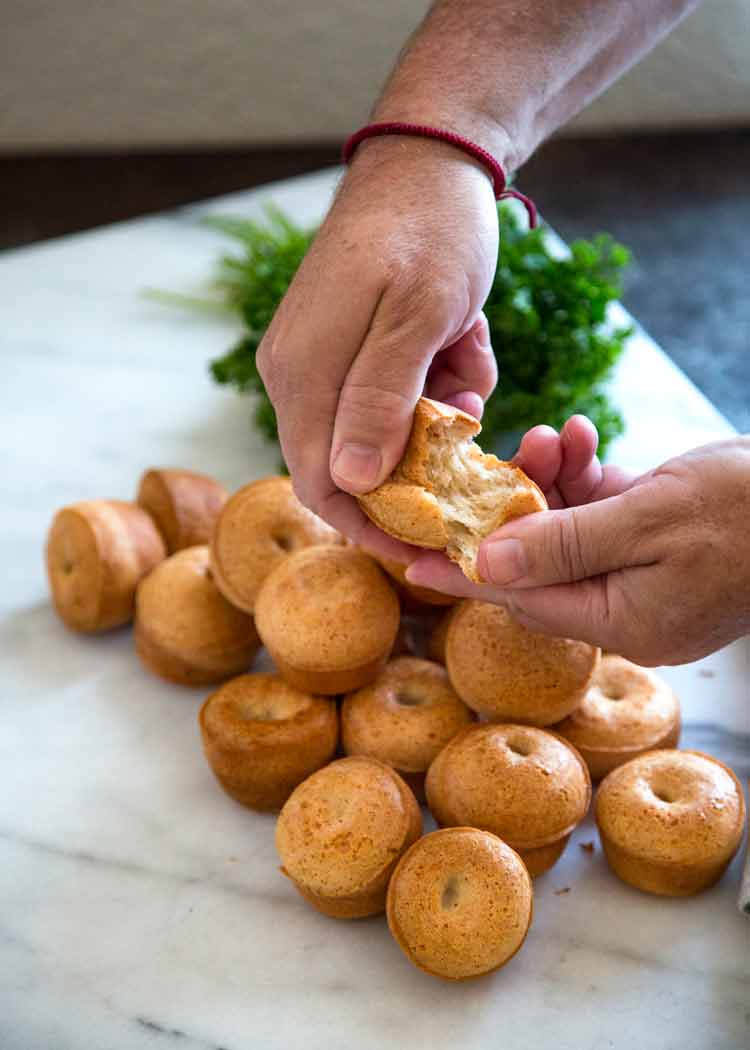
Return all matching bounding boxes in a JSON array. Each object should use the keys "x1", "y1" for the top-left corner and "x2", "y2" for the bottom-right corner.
[{"x1": 257, "y1": 0, "x2": 699, "y2": 553}]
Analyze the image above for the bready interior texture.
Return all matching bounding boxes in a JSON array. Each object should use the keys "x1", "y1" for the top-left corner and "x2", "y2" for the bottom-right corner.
[{"x1": 426, "y1": 426, "x2": 530, "y2": 573}]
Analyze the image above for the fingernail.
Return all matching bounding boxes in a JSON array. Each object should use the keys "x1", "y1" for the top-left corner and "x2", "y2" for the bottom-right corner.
[
  {"x1": 332, "y1": 443, "x2": 382, "y2": 491},
  {"x1": 482, "y1": 538, "x2": 526, "y2": 585}
]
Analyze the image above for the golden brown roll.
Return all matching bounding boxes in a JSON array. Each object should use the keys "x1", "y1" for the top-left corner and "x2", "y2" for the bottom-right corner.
[
  {"x1": 554, "y1": 655, "x2": 681, "y2": 779},
  {"x1": 445, "y1": 600, "x2": 599, "y2": 724},
  {"x1": 254, "y1": 546, "x2": 400, "y2": 695},
  {"x1": 341, "y1": 657, "x2": 472, "y2": 801},
  {"x1": 135, "y1": 545, "x2": 260, "y2": 686},
  {"x1": 276, "y1": 756, "x2": 422, "y2": 918},
  {"x1": 595, "y1": 749, "x2": 746, "y2": 896},
  {"x1": 426, "y1": 724, "x2": 592, "y2": 876},
  {"x1": 386, "y1": 827, "x2": 533, "y2": 980},
  {"x1": 46, "y1": 499, "x2": 166, "y2": 632},
  {"x1": 199, "y1": 673, "x2": 338, "y2": 811},
  {"x1": 137, "y1": 467, "x2": 227, "y2": 553},
  {"x1": 210, "y1": 477, "x2": 343, "y2": 612}
]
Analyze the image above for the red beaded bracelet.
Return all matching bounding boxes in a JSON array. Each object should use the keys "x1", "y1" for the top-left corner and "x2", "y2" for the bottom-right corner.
[{"x1": 342, "y1": 121, "x2": 537, "y2": 228}]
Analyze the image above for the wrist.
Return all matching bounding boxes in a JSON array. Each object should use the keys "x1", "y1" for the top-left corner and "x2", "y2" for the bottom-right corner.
[
  {"x1": 370, "y1": 96, "x2": 519, "y2": 174},
  {"x1": 344, "y1": 131, "x2": 500, "y2": 204}
]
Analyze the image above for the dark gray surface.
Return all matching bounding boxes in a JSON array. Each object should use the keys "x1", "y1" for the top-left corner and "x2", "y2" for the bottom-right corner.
[
  {"x1": 521, "y1": 131, "x2": 750, "y2": 432},
  {"x1": 2, "y1": 130, "x2": 748, "y2": 429}
]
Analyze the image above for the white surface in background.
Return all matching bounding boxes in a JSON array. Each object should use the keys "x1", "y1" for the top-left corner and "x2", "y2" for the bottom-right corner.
[{"x1": 1, "y1": 169, "x2": 748, "y2": 1050}]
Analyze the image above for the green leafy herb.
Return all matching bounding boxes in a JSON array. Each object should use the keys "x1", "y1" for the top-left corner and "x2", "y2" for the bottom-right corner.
[
  {"x1": 184, "y1": 202, "x2": 632, "y2": 459},
  {"x1": 481, "y1": 207, "x2": 632, "y2": 454},
  {"x1": 201, "y1": 208, "x2": 316, "y2": 447}
]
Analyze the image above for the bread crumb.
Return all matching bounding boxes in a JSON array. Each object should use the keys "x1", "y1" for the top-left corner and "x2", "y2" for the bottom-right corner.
[
  {"x1": 698, "y1": 669, "x2": 715, "y2": 678},
  {"x1": 579, "y1": 841, "x2": 595, "y2": 854},
  {"x1": 554, "y1": 887, "x2": 571, "y2": 895}
]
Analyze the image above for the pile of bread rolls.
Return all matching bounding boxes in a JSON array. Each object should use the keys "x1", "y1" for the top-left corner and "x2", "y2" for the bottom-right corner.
[{"x1": 46, "y1": 458, "x2": 746, "y2": 982}]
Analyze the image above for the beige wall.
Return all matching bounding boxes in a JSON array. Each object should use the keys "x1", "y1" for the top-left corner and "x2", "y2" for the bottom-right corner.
[{"x1": 1, "y1": 1, "x2": 748, "y2": 151}]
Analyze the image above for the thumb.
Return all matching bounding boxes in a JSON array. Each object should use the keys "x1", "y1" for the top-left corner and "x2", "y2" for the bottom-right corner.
[
  {"x1": 477, "y1": 486, "x2": 657, "y2": 588},
  {"x1": 329, "y1": 299, "x2": 486, "y2": 495}
]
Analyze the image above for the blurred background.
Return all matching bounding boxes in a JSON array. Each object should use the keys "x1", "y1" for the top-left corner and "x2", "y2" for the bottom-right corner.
[{"x1": 2, "y1": 0, "x2": 748, "y2": 428}]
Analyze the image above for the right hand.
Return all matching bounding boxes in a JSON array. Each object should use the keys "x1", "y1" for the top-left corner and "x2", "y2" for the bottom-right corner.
[
  {"x1": 256, "y1": 135, "x2": 503, "y2": 558},
  {"x1": 407, "y1": 422, "x2": 750, "y2": 666}
]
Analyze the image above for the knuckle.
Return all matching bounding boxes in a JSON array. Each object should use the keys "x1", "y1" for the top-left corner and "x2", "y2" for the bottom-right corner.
[
  {"x1": 337, "y1": 383, "x2": 412, "y2": 430},
  {"x1": 383, "y1": 269, "x2": 470, "y2": 341},
  {"x1": 644, "y1": 468, "x2": 697, "y2": 528},
  {"x1": 566, "y1": 510, "x2": 592, "y2": 578},
  {"x1": 256, "y1": 337, "x2": 281, "y2": 399},
  {"x1": 478, "y1": 352, "x2": 499, "y2": 397},
  {"x1": 538, "y1": 510, "x2": 588, "y2": 582}
]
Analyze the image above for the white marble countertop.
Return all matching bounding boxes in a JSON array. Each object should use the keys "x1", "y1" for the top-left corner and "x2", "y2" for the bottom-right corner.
[{"x1": 1, "y1": 170, "x2": 748, "y2": 1050}]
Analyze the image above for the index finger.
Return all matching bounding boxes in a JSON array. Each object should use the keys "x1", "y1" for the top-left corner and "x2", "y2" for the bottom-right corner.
[
  {"x1": 309, "y1": 486, "x2": 420, "y2": 563},
  {"x1": 256, "y1": 225, "x2": 386, "y2": 519}
]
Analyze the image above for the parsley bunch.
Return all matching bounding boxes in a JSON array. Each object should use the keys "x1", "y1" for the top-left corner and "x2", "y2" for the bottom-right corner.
[{"x1": 203, "y1": 203, "x2": 631, "y2": 459}]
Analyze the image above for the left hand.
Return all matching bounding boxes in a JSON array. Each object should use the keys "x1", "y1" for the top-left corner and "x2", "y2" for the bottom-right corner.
[
  {"x1": 255, "y1": 135, "x2": 502, "y2": 563},
  {"x1": 406, "y1": 420, "x2": 750, "y2": 665}
]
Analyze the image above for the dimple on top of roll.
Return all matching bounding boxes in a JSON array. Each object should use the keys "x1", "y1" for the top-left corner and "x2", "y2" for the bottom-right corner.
[
  {"x1": 595, "y1": 750, "x2": 745, "y2": 866},
  {"x1": 200, "y1": 672, "x2": 333, "y2": 750},
  {"x1": 210, "y1": 477, "x2": 343, "y2": 612},
  {"x1": 426, "y1": 723, "x2": 591, "y2": 848},
  {"x1": 387, "y1": 827, "x2": 532, "y2": 980},
  {"x1": 342, "y1": 657, "x2": 472, "y2": 772},
  {"x1": 555, "y1": 655, "x2": 679, "y2": 750}
]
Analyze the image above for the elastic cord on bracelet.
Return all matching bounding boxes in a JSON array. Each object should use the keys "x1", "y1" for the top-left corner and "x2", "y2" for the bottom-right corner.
[{"x1": 342, "y1": 121, "x2": 537, "y2": 228}]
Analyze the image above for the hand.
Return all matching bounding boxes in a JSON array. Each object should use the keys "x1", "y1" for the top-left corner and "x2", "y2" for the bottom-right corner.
[
  {"x1": 256, "y1": 136, "x2": 502, "y2": 560},
  {"x1": 407, "y1": 425, "x2": 750, "y2": 665}
]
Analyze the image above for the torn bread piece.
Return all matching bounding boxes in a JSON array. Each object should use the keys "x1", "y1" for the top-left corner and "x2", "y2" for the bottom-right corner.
[{"x1": 357, "y1": 397, "x2": 547, "y2": 582}]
